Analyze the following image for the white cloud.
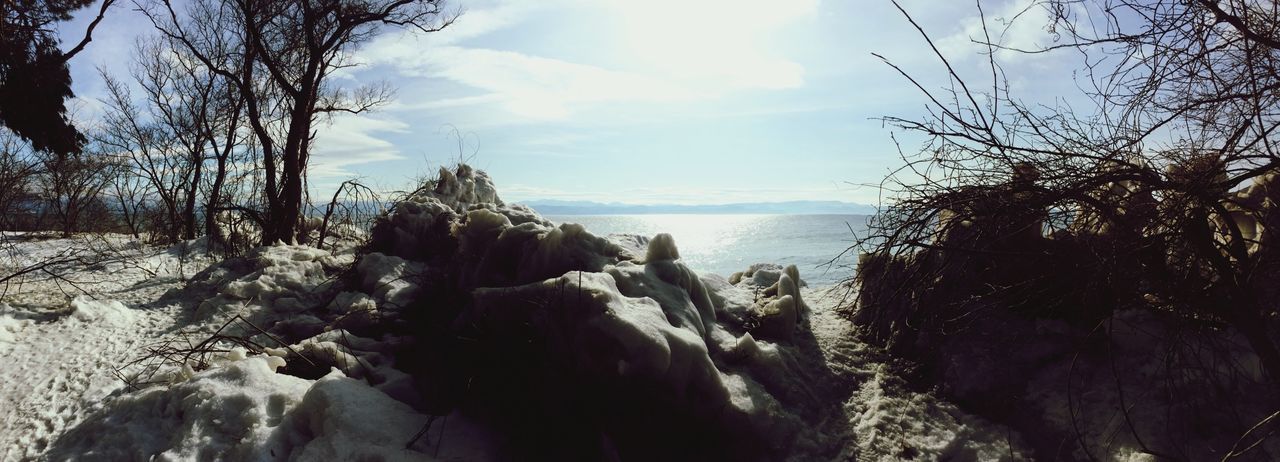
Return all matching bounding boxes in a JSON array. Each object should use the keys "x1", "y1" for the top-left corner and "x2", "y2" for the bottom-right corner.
[
  {"x1": 431, "y1": 0, "x2": 535, "y2": 44},
  {"x1": 936, "y1": 0, "x2": 1056, "y2": 62},
  {"x1": 308, "y1": 115, "x2": 410, "y2": 181},
  {"x1": 603, "y1": 0, "x2": 814, "y2": 89},
  {"x1": 360, "y1": 0, "x2": 571, "y2": 51},
  {"x1": 362, "y1": 44, "x2": 695, "y2": 120},
  {"x1": 356, "y1": 0, "x2": 816, "y2": 122},
  {"x1": 441, "y1": 47, "x2": 699, "y2": 119}
]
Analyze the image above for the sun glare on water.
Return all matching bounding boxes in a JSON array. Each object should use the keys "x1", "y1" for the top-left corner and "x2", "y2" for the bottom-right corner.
[
  {"x1": 550, "y1": 214, "x2": 862, "y2": 284},
  {"x1": 628, "y1": 214, "x2": 762, "y2": 256}
]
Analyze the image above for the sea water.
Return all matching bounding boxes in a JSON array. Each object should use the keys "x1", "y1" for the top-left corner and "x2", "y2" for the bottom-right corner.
[{"x1": 547, "y1": 214, "x2": 869, "y2": 285}]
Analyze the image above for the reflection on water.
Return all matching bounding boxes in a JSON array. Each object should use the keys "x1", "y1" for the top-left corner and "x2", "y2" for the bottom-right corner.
[{"x1": 547, "y1": 214, "x2": 869, "y2": 285}]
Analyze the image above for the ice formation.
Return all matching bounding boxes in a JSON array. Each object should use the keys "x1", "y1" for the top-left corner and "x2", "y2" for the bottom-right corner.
[
  {"x1": 341, "y1": 166, "x2": 849, "y2": 458},
  {"x1": 729, "y1": 262, "x2": 808, "y2": 288}
]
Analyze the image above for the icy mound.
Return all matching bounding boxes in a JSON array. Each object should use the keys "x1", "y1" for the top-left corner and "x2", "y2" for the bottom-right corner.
[
  {"x1": 429, "y1": 164, "x2": 502, "y2": 210},
  {"x1": 348, "y1": 166, "x2": 845, "y2": 458},
  {"x1": 368, "y1": 165, "x2": 551, "y2": 263},
  {"x1": 466, "y1": 270, "x2": 801, "y2": 452},
  {"x1": 451, "y1": 209, "x2": 630, "y2": 289},
  {"x1": 729, "y1": 262, "x2": 808, "y2": 288},
  {"x1": 348, "y1": 164, "x2": 1033, "y2": 459},
  {"x1": 355, "y1": 252, "x2": 424, "y2": 309},
  {"x1": 69, "y1": 295, "x2": 137, "y2": 327},
  {"x1": 193, "y1": 245, "x2": 343, "y2": 323}
]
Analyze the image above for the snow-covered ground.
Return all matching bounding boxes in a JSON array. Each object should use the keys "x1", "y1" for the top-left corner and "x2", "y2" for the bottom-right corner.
[
  {"x1": 0, "y1": 235, "x2": 212, "y2": 459},
  {"x1": 0, "y1": 236, "x2": 505, "y2": 461},
  {"x1": 0, "y1": 256, "x2": 1019, "y2": 460},
  {"x1": 0, "y1": 168, "x2": 1033, "y2": 461}
]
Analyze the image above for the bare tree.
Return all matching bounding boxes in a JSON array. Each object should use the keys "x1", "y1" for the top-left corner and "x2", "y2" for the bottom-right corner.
[
  {"x1": 852, "y1": 0, "x2": 1280, "y2": 383},
  {"x1": 842, "y1": 2, "x2": 1280, "y2": 458},
  {"x1": 98, "y1": 70, "x2": 189, "y2": 242},
  {"x1": 140, "y1": 0, "x2": 457, "y2": 245},
  {"x1": 0, "y1": 129, "x2": 39, "y2": 230},
  {"x1": 105, "y1": 152, "x2": 149, "y2": 239},
  {"x1": 36, "y1": 144, "x2": 112, "y2": 236},
  {"x1": 136, "y1": 38, "x2": 212, "y2": 241},
  {"x1": 201, "y1": 65, "x2": 246, "y2": 245}
]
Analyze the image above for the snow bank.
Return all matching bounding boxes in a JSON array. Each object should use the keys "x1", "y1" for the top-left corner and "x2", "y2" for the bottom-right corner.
[
  {"x1": 69, "y1": 295, "x2": 136, "y2": 327},
  {"x1": 195, "y1": 244, "x2": 338, "y2": 322},
  {"x1": 289, "y1": 369, "x2": 498, "y2": 460},
  {"x1": 50, "y1": 356, "x2": 309, "y2": 460},
  {"x1": 849, "y1": 368, "x2": 1028, "y2": 461},
  {"x1": 356, "y1": 252, "x2": 423, "y2": 309},
  {"x1": 0, "y1": 303, "x2": 31, "y2": 353},
  {"x1": 49, "y1": 355, "x2": 497, "y2": 461},
  {"x1": 221, "y1": 245, "x2": 331, "y2": 303}
]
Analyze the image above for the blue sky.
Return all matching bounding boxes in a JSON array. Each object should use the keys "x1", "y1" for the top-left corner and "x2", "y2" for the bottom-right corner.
[{"x1": 58, "y1": 0, "x2": 1084, "y2": 205}]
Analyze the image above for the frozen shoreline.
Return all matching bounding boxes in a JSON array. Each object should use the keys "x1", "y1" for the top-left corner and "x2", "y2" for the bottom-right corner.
[
  {"x1": 0, "y1": 238, "x2": 1027, "y2": 460},
  {"x1": 0, "y1": 166, "x2": 1036, "y2": 460}
]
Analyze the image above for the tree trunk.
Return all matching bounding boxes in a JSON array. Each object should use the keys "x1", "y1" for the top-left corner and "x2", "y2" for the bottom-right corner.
[
  {"x1": 163, "y1": 193, "x2": 181, "y2": 243},
  {"x1": 271, "y1": 94, "x2": 313, "y2": 246},
  {"x1": 276, "y1": 135, "x2": 304, "y2": 245},
  {"x1": 182, "y1": 155, "x2": 202, "y2": 240},
  {"x1": 205, "y1": 154, "x2": 227, "y2": 244}
]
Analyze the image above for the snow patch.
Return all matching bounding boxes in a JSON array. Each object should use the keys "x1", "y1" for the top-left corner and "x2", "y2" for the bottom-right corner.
[
  {"x1": 0, "y1": 303, "x2": 32, "y2": 352},
  {"x1": 68, "y1": 296, "x2": 136, "y2": 327},
  {"x1": 286, "y1": 371, "x2": 498, "y2": 460},
  {"x1": 221, "y1": 245, "x2": 330, "y2": 303},
  {"x1": 49, "y1": 356, "x2": 497, "y2": 460},
  {"x1": 849, "y1": 368, "x2": 1029, "y2": 461},
  {"x1": 49, "y1": 356, "x2": 310, "y2": 460}
]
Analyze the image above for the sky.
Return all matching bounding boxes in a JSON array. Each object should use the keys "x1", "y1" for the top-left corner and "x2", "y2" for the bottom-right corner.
[{"x1": 57, "y1": 0, "x2": 1087, "y2": 206}]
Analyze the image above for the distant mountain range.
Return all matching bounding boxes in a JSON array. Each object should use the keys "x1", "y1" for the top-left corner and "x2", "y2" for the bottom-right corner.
[{"x1": 518, "y1": 200, "x2": 876, "y2": 215}]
